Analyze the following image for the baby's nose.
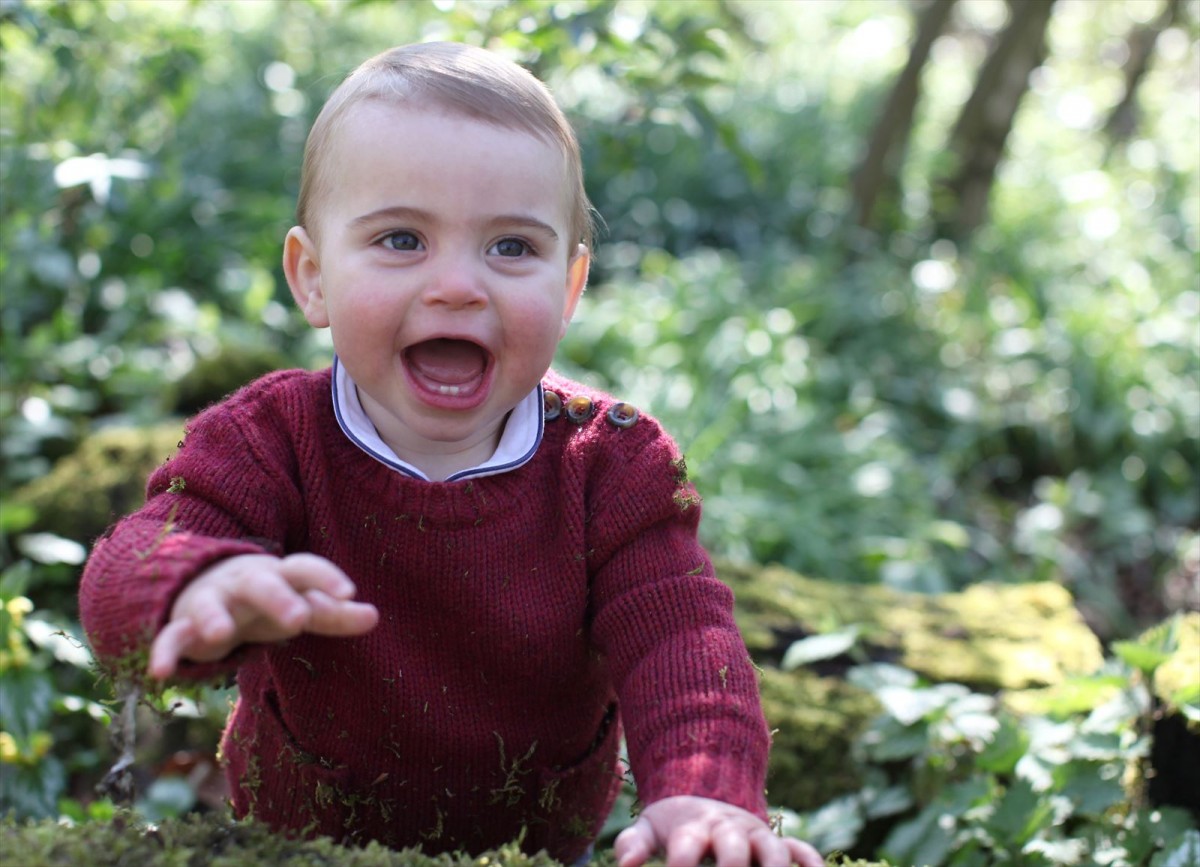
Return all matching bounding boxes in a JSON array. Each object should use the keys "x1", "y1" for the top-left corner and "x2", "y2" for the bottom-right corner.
[{"x1": 422, "y1": 256, "x2": 488, "y2": 308}]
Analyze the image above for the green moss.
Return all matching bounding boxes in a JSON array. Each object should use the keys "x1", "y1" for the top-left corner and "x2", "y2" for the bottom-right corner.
[
  {"x1": 760, "y1": 667, "x2": 880, "y2": 811},
  {"x1": 11, "y1": 424, "x2": 184, "y2": 544},
  {"x1": 721, "y1": 562, "x2": 1102, "y2": 690},
  {"x1": 0, "y1": 811, "x2": 893, "y2": 866},
  {"x1": 168, "y1": 343, "x2": 289, "y2": 416},
  {"x1": 0, "y1": 811, "x2": 560, "y2": 866}
]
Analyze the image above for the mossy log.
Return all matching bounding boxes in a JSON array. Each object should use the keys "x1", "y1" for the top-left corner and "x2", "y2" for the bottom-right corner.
[
  {"x1": 11, "y1": 423, "x2": 185, "y2": 546},
  {"x1": 715, "y1": 561, "x2": 1105, "y2": 812}
]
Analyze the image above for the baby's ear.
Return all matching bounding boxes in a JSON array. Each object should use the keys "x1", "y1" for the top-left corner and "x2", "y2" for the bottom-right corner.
[
  {"x1": 560, "y1": 243, "x2": 590, "y2": 337},
  {"x1": 283, "y1": 226, "x2": 329, "y2": 328}
]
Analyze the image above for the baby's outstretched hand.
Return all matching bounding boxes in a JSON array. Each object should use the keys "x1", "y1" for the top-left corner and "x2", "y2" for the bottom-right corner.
[
  {"x1": 148, "y1": 552, "x2": 379, "y2": 679},
  {"x1": 614, "y1": 795, "x2": 823, "y2": 867}
]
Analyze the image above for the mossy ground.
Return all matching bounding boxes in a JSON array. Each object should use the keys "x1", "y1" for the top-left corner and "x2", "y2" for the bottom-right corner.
[{"x1": 0, "y1": 811, "x2": 892, "y2": 866}]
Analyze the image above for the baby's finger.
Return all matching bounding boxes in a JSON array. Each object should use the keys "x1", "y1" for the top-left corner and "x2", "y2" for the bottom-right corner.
[
  {"x1": 745, "y1": 828, "x2": 788, "y2": 867},
  {"x1": 303, "y1": 590, "x2": 379, "y2": 636},
  {"x1": 277, "y1": 553, "x2": 356, "y2": 599},
  {"x1": 711, "y1": 823, "x2": 751, "y2": 867},
  {"x1": 149, "y1": 618, "x2": 196, "y2": 680},
  {"x1": 785, "y1": 838, "x2": 824, "y2": 867},
  {"x1": 665, "y1": 825, "x2": 707, "y2": 867},
  {"x1": 614, "y1": 818, "x2": 657, "y2": 867}
]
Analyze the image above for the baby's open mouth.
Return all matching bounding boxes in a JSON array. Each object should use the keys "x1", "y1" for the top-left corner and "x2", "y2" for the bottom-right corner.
[{"x1": 403, "y1": 338, "x2": 491, "y2": 398}]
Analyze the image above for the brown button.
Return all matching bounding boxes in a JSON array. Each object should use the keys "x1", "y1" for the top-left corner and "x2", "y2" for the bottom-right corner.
[
  {"x1": 565, "y1": 395, "x2": 594, "y2": 423},
  {"x1": 544, "y1": 390, "x2": 563, "y2": 421},
  {"x1": 606, "y1": 402, "x2": 639, "y2": 429}
]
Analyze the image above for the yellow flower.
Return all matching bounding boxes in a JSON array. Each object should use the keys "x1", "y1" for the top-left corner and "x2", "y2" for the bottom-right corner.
[
  {"x1": 0, "y1": 732, "x2": 17, "y2": 763},
  {"x1": 0, "y1": 731, "x2": 54, "y2": 766},
  {"x1": 30, "y1": 731, "x2": 53, "y2": 759},
  {"x1": 5, "y1": 597, "x2": 33, "y2": 622}
]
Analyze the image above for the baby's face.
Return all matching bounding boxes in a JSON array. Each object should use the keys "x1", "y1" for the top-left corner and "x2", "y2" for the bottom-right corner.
[{"x1": 288, "y1": 101, "x2": 588, "y2": 477}]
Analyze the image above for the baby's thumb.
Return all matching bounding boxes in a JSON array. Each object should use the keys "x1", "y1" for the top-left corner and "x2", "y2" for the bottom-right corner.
[
  {"x1": 614, "y1": 817, "x2": 656, "y2": 867},
  {"x1": 148, "y1": 618, "x2": 197, "y2": 680}
]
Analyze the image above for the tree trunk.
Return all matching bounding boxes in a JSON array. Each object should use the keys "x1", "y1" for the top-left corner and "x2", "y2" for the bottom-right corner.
[
  {"x1": 933, "y1": 0, "x2": 1058, "y2": 241},
  {"x1": 1103, "y1": 0, "x2": 1183, "y2": 143},
  {"x1": 851, "y1": 0, "x2": 958, "y2": 234}
]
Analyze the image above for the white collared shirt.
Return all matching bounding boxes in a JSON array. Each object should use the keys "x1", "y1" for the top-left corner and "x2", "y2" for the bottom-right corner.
[{"x1": 331, "y1": 356, "x2": 543, "y2": 482}]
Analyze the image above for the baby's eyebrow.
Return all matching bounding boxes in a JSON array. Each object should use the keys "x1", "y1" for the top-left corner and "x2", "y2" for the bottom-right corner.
[
  {"x1": 487, "y1": 215, "x2": 559, "y2": 240},
  {"x1": 348, "y1": 205, "x2": 434, "y2": 231},
  {"x1": 348, "y1": 205, "x2": 559, "y2": 240}
]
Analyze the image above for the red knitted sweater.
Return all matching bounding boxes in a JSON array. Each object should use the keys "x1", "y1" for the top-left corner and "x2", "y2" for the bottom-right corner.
[{"x1": 79, "y1": 368, "x2": 770, "y2": 860}]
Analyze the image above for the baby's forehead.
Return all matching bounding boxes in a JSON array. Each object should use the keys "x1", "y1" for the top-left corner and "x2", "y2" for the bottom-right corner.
[
  {"x1": 311, "y1": 99, "x2": 574, "y2": 220},
  {"x1": 340, "y1": 96, "x2": 559, "y2": 149},
  {"x1": 323, "y1": 99, "x2": 573, "y2": 187}
]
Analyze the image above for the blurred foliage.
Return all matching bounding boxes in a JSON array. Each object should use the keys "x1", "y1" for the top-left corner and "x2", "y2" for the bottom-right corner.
[
  {"x1": 1, "y1": 0, "x2": 1198, "y2": 857},
  {"x1": 777, "y1": 615, "x2": 1199, "y2": 865}
]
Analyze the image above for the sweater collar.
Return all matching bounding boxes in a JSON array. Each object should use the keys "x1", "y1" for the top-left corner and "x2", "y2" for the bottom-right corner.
[{"x1": 330, "y1": 356, "x2": 543, "y2": 482}]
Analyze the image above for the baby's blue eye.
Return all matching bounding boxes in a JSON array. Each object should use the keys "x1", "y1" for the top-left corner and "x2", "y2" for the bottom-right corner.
[
  {"x1": 491, "y1": 238, "x2": 529, "y2": 257},
  {"x1": 384, "y1": 232, "x2": 421, "y2": 251}
]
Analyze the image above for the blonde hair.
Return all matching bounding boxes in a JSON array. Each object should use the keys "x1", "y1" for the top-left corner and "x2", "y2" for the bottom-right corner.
[{"x1": 296, "y1": 42, "x2": 594, "y2": 251}]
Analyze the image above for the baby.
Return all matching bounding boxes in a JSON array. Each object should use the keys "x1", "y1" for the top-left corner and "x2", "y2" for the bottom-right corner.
[{"x1": 80, "y1": 42, "x2": 822, "y2": 867}]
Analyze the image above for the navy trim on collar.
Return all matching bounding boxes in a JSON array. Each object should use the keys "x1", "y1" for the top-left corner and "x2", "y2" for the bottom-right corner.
[{"x1": 330, "y1": 356, "x2": 543, "y2": 482}]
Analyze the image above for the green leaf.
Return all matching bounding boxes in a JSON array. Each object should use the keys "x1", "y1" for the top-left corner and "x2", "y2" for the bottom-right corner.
[
  {"x1": 0, "y1": 666, "x2": 55, "y2": 738},
  {"x1": 1025, "y1": 675, "x2": 1127, "y2": 717},
  {"x1": 1169, "y1": 681, "x2": 1200, "y2": 719},
  {"x1": 976, "y1": 714, "x2": 1029, "y2": 775},
  {"x1": 781, "y1": 625, "x2": 860, "y2": 670},
  {"x1": 1023, "y1": 838, "x2": 1089, "y2": 865},
  {"x1": 14, "y1": 532, "x2": 87, "y2": 566},
  {"x1": 847, "y1": 662, "x2": 918, "y2": 693},
  {"x1": 1114, "y1": 616, "x2": 1182, "y2": 676},
  {"x1": 1151, "y1": 830, "x2": 1200, "y2": 867},
  {"x1": 1069, "y1": 731, "x2": 1127, "y2": 761},
  {"x1": 862, "y1": 784, "x2": 914, "y2": 820},
  {"x1": 882, "y1": 802, "x2": 958, "y2": 867},
  {"x1": 926, "y1": 519, "x2": 971, "y2": 549},
  {"x1": 1113, "y1": 640, "x2": 1174, "y2": 676},
  {"x1": 0, "y1": 502, "x2": 36, "y2": 535},
  {"x1": 1125, "y1": 808, "x2": 1197, "y2": 863},
  {"x1": 859, "y1": 714, "x2": 929, "y2": 762},
  {"x1": 986, "y1": 778, "x2": 1054, "y2": 845},
  {"x1": 1055, "y1": 760, "x2": 1126, "y2": 817},
  {"x1": 792, "y1": 794, "x2": 864, "y2": 853},
  {"x1": 0, "y1": 560, "x2": 33, "y2": 598},
  {"x1": 135, "y1": 776, "x2": 197, "y2": 821},
  {"x1": 883, "y1": 777, "x2": 992, "y2": 866},
  {"x1": 0, "y1": 755, "x2": 66, "y2": 819},
  {"x1": 877, "y1": 683, "x2": 965, "y2": 726}
]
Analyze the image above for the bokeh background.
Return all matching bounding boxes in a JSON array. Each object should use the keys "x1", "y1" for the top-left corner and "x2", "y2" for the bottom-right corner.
[{"x1": 1, "y1": 0, "x2": 1197, "y2": 862}]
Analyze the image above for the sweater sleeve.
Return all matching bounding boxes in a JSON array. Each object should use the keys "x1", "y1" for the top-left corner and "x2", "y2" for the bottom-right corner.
[
  {"x1": 585, "y1": 427, "x2": 770, "y2": 819},
  {"x1": 79, "y1": 374, "x2": 309, "y2": 683}
]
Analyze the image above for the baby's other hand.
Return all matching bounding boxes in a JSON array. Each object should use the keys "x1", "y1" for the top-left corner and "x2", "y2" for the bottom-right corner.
[
  {"x1": 614, "y1": 795, "x2": 823, "y2": 867},
  {"x1": 148, "y1": 552, "x2": 379, "y2": 679}
]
